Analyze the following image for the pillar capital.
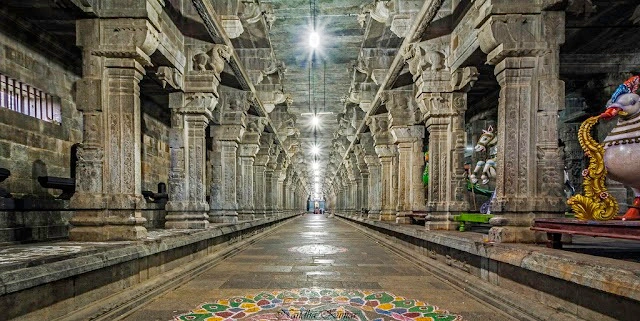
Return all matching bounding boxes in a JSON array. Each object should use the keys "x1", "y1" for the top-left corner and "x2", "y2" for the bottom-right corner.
[
  {"x1": 391, "y1": 125, "x2": 424, "y2": 144},
  {"x1": 478, "y1": 11, "x2": 565, "y2": 65},
  {"x1": 242, "y1": 116, "x2": 267, "y2": 145},
  {"x1": 76, "y1": 18, "x2": 160, "y2": 68},
  {"x1": 170, "y1": 92, "x2": 218, "y2": 120},
  {"x1": 375, "y1": 144, "x2": 397, "y2": 158},
  {"x1": 367, "y1": 114, "x2": 393, "y2": 146},
  {"x1": 382, "y1": 90, "x2": 420, "y2": 127}
]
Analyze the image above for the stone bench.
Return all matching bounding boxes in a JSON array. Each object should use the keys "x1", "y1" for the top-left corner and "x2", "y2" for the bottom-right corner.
[
  {"x1": 453, "y1": 212, "x2": 493, "y2": 231},
  {"x1": 37, "y1": 176, "x2": 75, "y2": 200},
  {"x1": 406, "y1": 211, "x2": 429, "y2": 225},
  {"x1": 142, "y1": 182, "x2": 168, "y2": 203}
]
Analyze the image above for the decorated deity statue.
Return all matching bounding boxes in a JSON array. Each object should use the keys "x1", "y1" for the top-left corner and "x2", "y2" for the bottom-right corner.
[
  {"x1": 568, "y1": 75, "x2": 640, "y2": 221},
  {"x1": 469, "y1": 126, "x2": 497, "y2": 185}
]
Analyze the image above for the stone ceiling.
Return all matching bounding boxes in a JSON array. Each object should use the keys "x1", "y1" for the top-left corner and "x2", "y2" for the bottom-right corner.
[{"x1": 268, "y1": 0, "x2": 370, "y2": 175}]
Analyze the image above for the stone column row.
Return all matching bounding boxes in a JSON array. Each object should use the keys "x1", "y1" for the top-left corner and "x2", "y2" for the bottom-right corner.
[{"x1": 70, "y1": 19, "x2": 298, "y2": 240}]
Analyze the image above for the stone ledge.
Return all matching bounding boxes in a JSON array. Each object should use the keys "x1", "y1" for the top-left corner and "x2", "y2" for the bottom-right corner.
[
  {"x1": 336, "y1": 213, "x2": 640, "y2": 303},
  {"x1": 0, "y1": 213, "x2": 299, "y2": 296}
]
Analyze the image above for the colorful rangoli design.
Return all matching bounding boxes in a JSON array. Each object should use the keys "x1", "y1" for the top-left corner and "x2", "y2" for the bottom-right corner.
[
  {"x1": 288, "y1": 245, "x2": 348, "y2": 255},
  {"x1": 173, "y1": 289, "x2": 462, "y2": 321}
]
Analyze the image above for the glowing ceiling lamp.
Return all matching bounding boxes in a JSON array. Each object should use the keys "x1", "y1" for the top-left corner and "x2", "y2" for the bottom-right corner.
[
  {"x1": 309, "y1": 31, "x2": 320, "y2": 49},
  {"x1": 311, "y1": 115, "x2": 320, "y2": 126}
]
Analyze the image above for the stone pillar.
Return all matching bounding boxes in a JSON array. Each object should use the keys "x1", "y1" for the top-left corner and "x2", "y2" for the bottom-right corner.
[
  {"x1": 71, "y1": 18, "x2": 161, "y2": 241},
  {"x1": 209, "y1": 90, "x2": 249, "y2": 223},
  {"x1": 412, "y1": 65, "x2": 478, "y2": 230},
  {"x1": 384, "y1": 90, "x2": 425, "y2": 224},
  {"x1": 274, "y1": 157, "x2": 286, "y2": 217},
  {"x1": 368, "y1": 115, "x2": 397, "y2": 221},
  {"x1": 345, "y1": 154, "x2": 360, "y2": 215},
  {"x1": 355, "y1": 145, "x2": 370, "y2": 215},
  {"x1": 165, "y1": 92, "x2": 215, "y2": 229},
  {"x1": 478, "y1": 10, "x2": 566, "y2": 242},
  {"x1": 283, "y1": 175, "x2": 292, "y2": 215},
  {"x1": 265, "y1": 145, "x2": 281, "y2": 216},
  {"x1": 391, "y1": 125, "x2": 425, "y2": 223},
  {"x1": 254, "y1": 134, "x2": 273, "y2": 219},
  {"x1": 361, "y1": 133, "x2": 382, "y2": 219},
  {"x1": 237, "y1": 117, "x2": 265, "y2": 221}
]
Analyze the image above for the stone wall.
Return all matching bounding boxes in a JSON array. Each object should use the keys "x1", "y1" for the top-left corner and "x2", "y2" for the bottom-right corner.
[
  {"x1": 140, "y1": 100, "x2": 171, "y2": 228},
  {"x1": 0, "y1": 30, "x2": 81, "y2": 197},
  {"x1": 0, "y1": 28, "x2": 81, "y2": 243},
  {"x1": 141, "y1": 101, "x2": 170, "y2": 193}
]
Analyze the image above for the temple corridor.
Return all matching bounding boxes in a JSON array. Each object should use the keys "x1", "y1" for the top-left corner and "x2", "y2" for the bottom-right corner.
[
  {"x1": 123, "y1": 214, "x2": 513, "y2": 321},
  {"x1": 2, "y1": 0, "x2": 640, "y2": 320}
]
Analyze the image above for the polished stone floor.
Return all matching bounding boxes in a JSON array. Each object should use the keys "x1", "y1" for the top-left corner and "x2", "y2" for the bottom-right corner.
[{"x1": 124, "y1": 214, "x2": 515, "y2": 321}]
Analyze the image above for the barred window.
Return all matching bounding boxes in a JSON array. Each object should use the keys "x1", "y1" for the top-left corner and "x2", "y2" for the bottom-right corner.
[{"x1": 0, "y1": 73, "x2": 62, "y2": 124}]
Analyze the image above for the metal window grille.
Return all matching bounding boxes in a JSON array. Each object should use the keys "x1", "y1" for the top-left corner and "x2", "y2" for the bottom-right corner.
[{"x1": 0, "y1": 73, "x2": 61, "y2": 124}]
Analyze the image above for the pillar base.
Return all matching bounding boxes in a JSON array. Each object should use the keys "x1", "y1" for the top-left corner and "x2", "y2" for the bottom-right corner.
[
  {"x1": 164, "y1": 212, "x2": 209, "y2": 229},
  {"x1": 488, "y1": 212, "x2": 564, "y2": 243},
  {"x1": 380, "y1": 210, "x2": 396, "y2": 222},
  {"x1": 395, "y1": 211, "x2": 412, "y2": 224},
  {"x1": 424, "y1": 211, "x2": 459, "y2": 231},
  {"x1": 209, "y1": 211, "x2": 238, "y2": 223},
  {"x1": 69, "y1": 208, "x2": 148, "y2": 241},
  {"x1": 367, "y1": 211, "x2": 381, "y2": 220},
  {"x1": 238, "y1": 211, "x2": 256, "y2": 221},
  {"x1": 69, "y1": 225, "x2": 147, "y2": 241},
  {"x1": 488, "y1": 226, "x2": 547, "y2": 243}
]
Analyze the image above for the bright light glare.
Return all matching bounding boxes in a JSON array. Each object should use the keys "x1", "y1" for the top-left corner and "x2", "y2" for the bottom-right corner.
[
  {"x1": 311, "y1": 145, "x2": 320, "y2": 155},
  {"x1": 314, "y1": 176, "x2": 320, "y2": 182},
  {"x1": 312, "y1": 162, "x2": 319, "y2": 170},
  {"x1": 311, "y1": 116, "x2": 320, "y2": 126},
  {"x1": 309, "y1": 31, "x2": 320, "y2": 48}
]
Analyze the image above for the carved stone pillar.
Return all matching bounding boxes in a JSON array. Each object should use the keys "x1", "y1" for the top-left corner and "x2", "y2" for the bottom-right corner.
[
  {"x1": 209, "y1": 90, "x2": 249, "y2": 223},
  {"x1": 360, "y1": 133, "x2": 380, "y2": 219},
  {"x1": 355, "y1": 145, "x2": 369, "y2": 215},
  {"x1": 265, "y1": 145, "x2": 281, "y2": 216},
  {"x1": 413, "y1": 66, "x2": 478, "y2": 230},
  {"x1": 368, "y1": 115, "x2": 397, "y2": 221},
  {"x1": 478, "y1": 10, "x2": 566, "y2": 242},
  {"x1": 384, "y1": 90, "x2": 425, "y2": 223},
  {"x1": 391, "y1": 125, "x2": 425, "y2": 223},
  {"x1": 254, "y1": 134, "x2": 272, "y2": 219},
  {"x1": 274, "y1": 158, "x2": 286, "y2": 216},
  {"x1": 283, "y1": 175, "x2": 292, "y2": 215},
  {"x1": 345, "y1": 154, "x2": 360, "y2": 215},
  {"x1": 165, "y1": 92, "x2": 215, "y2": 229},
  {"x1": 71, "y1": 18, "x2": 161, "y2": 241},
  {"x1": 237, "y1": 117, "x2": 265, "y2": 221}
]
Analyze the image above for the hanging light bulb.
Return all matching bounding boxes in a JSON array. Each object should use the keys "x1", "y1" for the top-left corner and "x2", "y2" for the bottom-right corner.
[
  {"x1": 311, "y1": 115, "x2": 320, "y2": 126},
  {"x1": 311, "y1": 145, "x2": 320, "y2": 155},
  {"x1": 309, "y1": 31, "x2": 320, "y2": 49}
]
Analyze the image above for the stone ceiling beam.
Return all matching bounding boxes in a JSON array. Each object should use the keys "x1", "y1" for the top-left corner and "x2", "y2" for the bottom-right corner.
[
  {"x1": 331, "y1": 0, "x2": 446, "y2": 177},
  {"x1": 191, "y1": 0, "x2": 301, "y2": 177}
]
